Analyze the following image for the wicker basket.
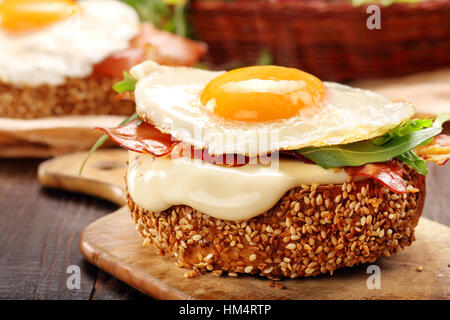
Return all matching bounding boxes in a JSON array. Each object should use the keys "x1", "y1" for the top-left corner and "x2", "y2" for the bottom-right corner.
[{"x1": 189, "y1": 0, "x2": 450, "y2": 81}]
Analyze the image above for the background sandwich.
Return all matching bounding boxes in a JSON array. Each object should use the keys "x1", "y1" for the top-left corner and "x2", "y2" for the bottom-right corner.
[{"x1": 0, "y1": 0, "x2": 206, "y2": 157}]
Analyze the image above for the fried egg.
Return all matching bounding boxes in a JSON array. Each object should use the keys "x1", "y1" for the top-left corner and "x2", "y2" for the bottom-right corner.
[
  {"x1": 0, "y1": 0, "x2": 139, "y2": 86},
  {"x1": 131, "y1": 61, "x2": 415, "y2": 156}
]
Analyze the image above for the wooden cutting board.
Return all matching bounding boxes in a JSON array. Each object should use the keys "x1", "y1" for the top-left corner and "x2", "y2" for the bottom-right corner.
[
  {"x1": 0, "y1": 115, "x2": 125, "y2": 158},
  {"x1": 38, "y1": 149, "x2": 128, "y2": 205},
  {"x1": 79, "y1": 207, "x2": 450, "y2": 300},
  {"x1": 38, "y1": 150, "x2": 450, "y2": 299}
]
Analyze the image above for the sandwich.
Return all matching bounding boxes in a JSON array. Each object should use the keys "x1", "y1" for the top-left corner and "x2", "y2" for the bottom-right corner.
[
  {"x1": 0, "y1": 0, "x2": 206, "y2": 119},
  {"x1": 96, "y1": 61, "x2": 449, "y2": 279}
]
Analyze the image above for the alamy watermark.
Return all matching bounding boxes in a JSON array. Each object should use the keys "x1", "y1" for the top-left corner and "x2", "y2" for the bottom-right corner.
[
  {"x1": 366, "y1": 264, "x2": 381, "y2": 289},
  {"x1": 366, "y1": 5, "x2": 381, "y2": 30},
  {"x1": 66, "y1": 265, "x2": 81, "y2": 290}
]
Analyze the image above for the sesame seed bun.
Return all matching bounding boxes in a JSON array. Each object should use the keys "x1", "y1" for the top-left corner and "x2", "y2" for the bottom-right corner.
[{"x1": 127, "y1": 165, "x2": 425, "y2": 279}]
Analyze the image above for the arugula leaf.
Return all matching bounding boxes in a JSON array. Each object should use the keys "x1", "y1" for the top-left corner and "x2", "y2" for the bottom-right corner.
[
  {"x1": 296, "y1": 113, "x2": 450, "y2": 173},
  {"x1": 172, "y1": 3, "x2": 187, "y2": 37},
  {"x1": 79, "y1": 113, "x2": 140, "y2": 175},
  {"x1": 122, "y1": 0, "x2": 170, "y2": 29},
  {"x1": 121, "y1": 0, "x2": 189, "y2": 36},
  {"x1": 113, "y1": 71, "x2": 137, "y2": 94},
  {"x1": 372, "y1": 118, "x2": 432, "y2": 145},
  {"x1": 396, "y1": 150, "x2": 428, "y2": 175}
]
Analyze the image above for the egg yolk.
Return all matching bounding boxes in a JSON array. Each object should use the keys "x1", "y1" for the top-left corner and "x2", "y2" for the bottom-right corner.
[
  {"x1": 200, "y1": 65, "x2": 325, "y2": 122},
  {"x1": 0, "y1": 0, "x2": 80, "y2": 33}
]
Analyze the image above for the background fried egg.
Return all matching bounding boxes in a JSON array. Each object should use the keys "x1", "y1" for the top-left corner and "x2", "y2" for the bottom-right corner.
[
  {"x1": 0, "y1": 0, "x2": 139, "y2": 86},
  {"x1": 131, "y1": 61, "x2": 415, "y2": 156}
]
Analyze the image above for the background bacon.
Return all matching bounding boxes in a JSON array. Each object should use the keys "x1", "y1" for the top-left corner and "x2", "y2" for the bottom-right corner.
[
  {"x1": 93, "y1": 23, "x2": 207, "y2": 78},
  {"x1": 130, "y1": 23, "x2": 207, "y2": 67}
]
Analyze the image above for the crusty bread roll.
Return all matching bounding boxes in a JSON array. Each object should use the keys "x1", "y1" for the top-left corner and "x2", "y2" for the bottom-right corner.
[
  {"x1": 0, "y1": 76, "x2": 135, "y2": 119},
  {"x1": 127, "y1": 165, "x2": 425, "y2": 279}
]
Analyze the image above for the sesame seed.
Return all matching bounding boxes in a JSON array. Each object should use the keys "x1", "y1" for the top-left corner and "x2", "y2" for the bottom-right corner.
[
  {"x1": 192, "y1": 234, "x2": 202, "y2": 241},
  {"x1": 205, "y1": 253, "x2": 214, "y2": 261},
  {"x1": 286, "y1": 243, "x2": 296, "y2": 250},
  {"x1": 361, "y1": 187, "x2": 367, "y2": 196},
  {"x1": 289, "y1": 226, "x2": 296, "y2": 235},
  {"x1": 244, "y1": 266, "x2": 254, "y2": 273},
  {"x1": 142, "y1": 238, "x2": 151, "y2": 246},
  {"x1": 263, "y1": 266, "x2": 274, "y2": 274},
  {"x1": 316, "y1": 194, "x2": 323, "y2": 206},
  {"x1": 305, "y1": 268, "x2": 315, "y2": 274}
]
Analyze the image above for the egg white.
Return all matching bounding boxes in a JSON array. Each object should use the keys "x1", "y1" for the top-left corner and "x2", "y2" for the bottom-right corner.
[
  {"x1": 131, "y1": 61, "x2": 416, "y2": 156},
  {"x1": 0, "y1": 0, "x2": 140, "y2": 87}
]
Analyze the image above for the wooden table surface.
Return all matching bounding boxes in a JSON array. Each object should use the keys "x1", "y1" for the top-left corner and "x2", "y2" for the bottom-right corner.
[
  {"x1": 0, "y1": 158, "x2": 150, "y2": 300},
  {"x1": 0, "y1": 157, "x2": 448, "y2": 300}
]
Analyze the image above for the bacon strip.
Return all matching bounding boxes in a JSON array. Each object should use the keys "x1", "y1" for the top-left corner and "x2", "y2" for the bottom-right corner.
[
  {"x1": 415, "y1": 134, "x2": 450, "y2": 165},
  {"x1": 345, "y1": 160, "x2": 407, "y2": 194},
  {"x1": 97, "y1": 121, "x2": 249, "y2": 166},
  {"x1": 98, "y1": 122, "x2": 448, "y2": 194},
  {"x1": 96, "y1": 120, "x2": 178, "y2": 156}
]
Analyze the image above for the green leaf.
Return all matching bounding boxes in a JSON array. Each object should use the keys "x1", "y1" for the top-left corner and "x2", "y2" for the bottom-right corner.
[
  {"x1": 79, "y1": 113, "x2": 140, "y2": 175},
  {"x1": 122, "y1": 0, "x2": 171, "y2": 28},
  {"x1": 113, "y1": 71, "x2": 137, "y2": 94},
  {"x1": 257, "y1": 49, "x2": 273, "y2": 66},
  {"x1": 296, "y1": 113, "x2": 450, "y2": 172},
  {"x1": 396, "y1": 150, "x2": 428, "y2": 175},
  {"x1": 372, "y1": 118, "x2": 432, "y2": 145},
  {"x1": 172, "y1": 3, "x2": 187, "y2": 37},
  {"x1": 121, "y1": 0, "x2": 189, "y2": 37}
]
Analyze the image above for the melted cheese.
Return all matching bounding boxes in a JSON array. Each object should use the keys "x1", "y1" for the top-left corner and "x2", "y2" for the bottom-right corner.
[{"x1": 127, "y1": 152, "x2": 350, "y2": 221}]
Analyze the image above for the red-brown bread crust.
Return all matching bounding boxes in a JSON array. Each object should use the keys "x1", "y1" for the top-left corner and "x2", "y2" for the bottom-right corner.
[{"x1": 0, "y1": 75, "x2": 135, "y2": 119}]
